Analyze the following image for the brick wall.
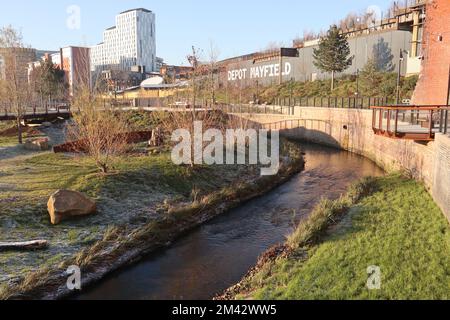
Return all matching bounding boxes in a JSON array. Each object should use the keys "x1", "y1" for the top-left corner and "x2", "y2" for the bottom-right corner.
[{"x1": 413, "y1": 0, "x2": 450, "y2": 105}]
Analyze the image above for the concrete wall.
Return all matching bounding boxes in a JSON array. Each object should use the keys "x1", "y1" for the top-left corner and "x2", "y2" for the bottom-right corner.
[
  {"x1": 433, "y1": 134, "x2": 450, "y2": 219},
  {"x1": 238, "y1": 107, "x2": 450, "y2": 221}
]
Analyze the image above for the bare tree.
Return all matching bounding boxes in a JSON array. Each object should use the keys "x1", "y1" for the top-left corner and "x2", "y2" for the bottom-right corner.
[
  {"x1": 340, "y1": 13, "x2": 359, "y2": 31},
  {"x1": 0, "y1": 25, "x2": 33, "y2": 144},
  {"x1": 261, "y1": 41, "x2": 282, "y2": 54},
  {"x1": 67, "y1": 87, "x2": 129, "y2": 173},
  {"x1": 152, "y1": 109, "x2": 224, "y2": 167},
  {"x1": 206, "y1": 41, "x2": 220, "y2": 106},
  {"x1": 186, "y1": 46, "x2": 202, "y2": 110},
  {"x1": 152, "y1": 106, "x2": 257, "y2": 169},
  {"x1": 293, "y1": 30, "x2": 319, "y2": 47}
]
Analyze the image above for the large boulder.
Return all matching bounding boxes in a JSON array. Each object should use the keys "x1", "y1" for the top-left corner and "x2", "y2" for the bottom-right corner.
[
  {"x1": 47, "y1": 190, "x2": 96, "y2": 225},
  {"x1": 24, "y1": 137, "x2": 50, "y2": 151}
]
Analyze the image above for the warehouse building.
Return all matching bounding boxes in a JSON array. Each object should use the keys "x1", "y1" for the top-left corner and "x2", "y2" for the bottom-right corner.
[{"x1": 219, "y1": 1, "x2": 426, "y2": 88}]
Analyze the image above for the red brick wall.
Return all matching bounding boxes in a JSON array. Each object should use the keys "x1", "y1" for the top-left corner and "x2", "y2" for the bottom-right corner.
[{"x1": 413, "y1": 0, "x2": 450, "y2": 105}]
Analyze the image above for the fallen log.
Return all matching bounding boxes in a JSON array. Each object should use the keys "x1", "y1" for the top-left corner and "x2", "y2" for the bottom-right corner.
[{"x1": 0, "y1": 240, "x2": 48, "y2": 251}]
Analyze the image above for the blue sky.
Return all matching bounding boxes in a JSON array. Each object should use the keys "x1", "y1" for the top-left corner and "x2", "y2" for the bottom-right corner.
[{"x1": 0, "y1": 0, "x2": 394, "y2": 65}]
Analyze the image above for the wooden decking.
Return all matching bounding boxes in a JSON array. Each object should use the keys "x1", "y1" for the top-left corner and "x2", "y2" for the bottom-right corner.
[{"x1": 371, "y1": 105, "x2": 450, "y2": 141}]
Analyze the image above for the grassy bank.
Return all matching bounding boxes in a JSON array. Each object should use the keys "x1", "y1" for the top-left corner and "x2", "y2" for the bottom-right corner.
[
  {"x1": 0, "y1": 151, "x2": 259, "y2": 286},
  {"x1": 215, "y1": 74, "x2": 418, "y2": 105},
  {"x1": 226, "y1": 174, "x2": 450, "y2": 300}
]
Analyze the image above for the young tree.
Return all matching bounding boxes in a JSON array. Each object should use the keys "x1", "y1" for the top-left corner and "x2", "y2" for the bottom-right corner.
[
  {"x1": 152, "y1": 109, "x2": 226, "y2": 168},
  {"x1": 313, "y1": 25, "x2": 354, "y2": 91},
  {"x1": 68, "y1": 87, "x2": 129, "y2": 174},
  {"x1": 206, "y1": 41, "x2": 220, "y2": 106},
  {"x1": 360, "y1": 59, "x2": 382, "y2": 96},
  {"x1": 0, "y1": 25, "x2": 32, "y2": 144},
  {"x1": 187, "y1": 46, "x2": 202, "y2": 110}
]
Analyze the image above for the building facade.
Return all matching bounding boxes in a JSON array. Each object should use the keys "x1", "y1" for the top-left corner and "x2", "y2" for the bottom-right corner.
[
  {"x1": 90, "y1": 8, "x2": 156, "y2": 77},
  {"x1": 155, "y1": 57, "x2": 164, "y2": 73},
  {"x1": 61, "y1": 46, "x2": 91, "y2": 96},
  {"x1": 0, "y1": 47, "x2": 36, "y2": 84},
  {"x1": 160, "y1": 65, "x2": 194, "y2": 81},
  {"x1": 28, "y1": 46, "x2": 91, "y2": 96},
  {"x1": 220, "y1": 1, "x2": 426, "y2": 88}
]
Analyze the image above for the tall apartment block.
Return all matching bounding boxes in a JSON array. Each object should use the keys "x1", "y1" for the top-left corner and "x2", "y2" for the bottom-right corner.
[{"x1": 90, "y1": 8, "x2": 156, "y2": 77}]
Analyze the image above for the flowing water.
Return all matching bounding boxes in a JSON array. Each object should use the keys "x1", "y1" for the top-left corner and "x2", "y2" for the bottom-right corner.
[{"x1": 76, "y1": 142, "x2": 383, "y2": 300}]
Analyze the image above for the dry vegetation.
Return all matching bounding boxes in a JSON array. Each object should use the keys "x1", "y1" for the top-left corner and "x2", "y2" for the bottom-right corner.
[
  {"x1": 0, "y1": 138, "x2": 304, "y2": 300},
  {"x1": 67, "y1": 88, "x2": 129, "y2": 173},
  {"x1": 223, "y1": 174, "x2": 450, "y2": 300}
]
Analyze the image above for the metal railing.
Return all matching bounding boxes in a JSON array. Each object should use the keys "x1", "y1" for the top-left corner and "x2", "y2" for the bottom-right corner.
[
  {"x1": 258, "y1": 118, "x2": 331, "y2": 131},
  {"x1": 222, "y1": 104, "x2": 290, "y2": 115},
  {"x1": 222, "y1": 98, "x2": 392, "y2": 116},
  {"x1": 273, "y1": 96, "x2": 390, "y2": 109},
  {"x1": 0, "y1": 100, "x2": 71, "y2": 121},
  {"x1": 371, "y1": 105, "x2": 450, "y2": 141}
]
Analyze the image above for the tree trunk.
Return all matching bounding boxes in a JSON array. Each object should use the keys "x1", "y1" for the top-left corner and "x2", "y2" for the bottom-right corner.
[
  {"x1": 17, "y1": 118, "x2": 23, "y2": 144},
  {"x1": 99, "y1": 163, "x2": 108, "y2": 174},
  {"x1": 0, "y1": 240, "x2": 48, "y2": 251}
]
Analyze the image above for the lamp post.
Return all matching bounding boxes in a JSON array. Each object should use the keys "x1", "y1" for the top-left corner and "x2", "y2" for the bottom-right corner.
[
  {"x1": 256, "y1": 80, "x2": 259, "y2": 105},
  {"x1": 445, "y1": 65, "x2": 450, "y2": 134},
  {"x1": 356, "y1": 68, "x2": 360, "y2": 97},
  {"x1": 396, "y1": 49, "x2": 404, "y2": 105}
]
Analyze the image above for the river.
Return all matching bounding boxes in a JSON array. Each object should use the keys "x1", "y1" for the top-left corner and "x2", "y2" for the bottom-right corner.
[{"x1": 75, "y1": 142, "x2": 383, "y2": 300}]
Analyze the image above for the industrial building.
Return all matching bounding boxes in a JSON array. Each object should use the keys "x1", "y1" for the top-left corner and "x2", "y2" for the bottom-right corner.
[{"x1": 219, "y1": 0, "x2": 426, "y2": 87}]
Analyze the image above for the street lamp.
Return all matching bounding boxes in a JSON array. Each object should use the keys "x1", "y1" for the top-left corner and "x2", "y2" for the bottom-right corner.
[
  {"x1": 355, "y1": 68, "x2": 360, "y2": 97},
  {"x1": 396, "y1": 49, "x2": 405, "y2": 105}
]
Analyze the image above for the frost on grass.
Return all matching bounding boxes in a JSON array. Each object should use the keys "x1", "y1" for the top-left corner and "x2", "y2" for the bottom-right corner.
[{"x1": 0, "y1": 146, "x2": 259, "y2": 285}]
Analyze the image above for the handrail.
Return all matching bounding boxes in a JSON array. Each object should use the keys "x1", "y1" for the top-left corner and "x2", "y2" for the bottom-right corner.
[
  {"x1": 371, "y1": 105, "x2": 450, "y2": 111},
  {"x1": 259, "y1": 118, "x2": 331, "y2": 131},
  {"x1": 371, "y1": 105, "x2": 449, "y2": 140},
  {"x1": 274, "y1": 96, "x2": 389, "y2": 109}
]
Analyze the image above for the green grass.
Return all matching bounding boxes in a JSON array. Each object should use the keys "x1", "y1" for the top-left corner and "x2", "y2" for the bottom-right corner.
[
  {"x1": 0, "y1": 121, "x2": 15, "y2": 132},
  {"x1": 214, "y1": 74, "x2": 418, "y2": 105},
  {"x1": 0, "y1": 150, "x2": 261, "y2": 286},
  {"x1": 0, "y1": 152, "x2": 254, "y2": 235},
  {"x1": 0, "y1": 136, "x2": 18, "y2": 146},
  {"x1": 245, "y1": 174, "x2": 450, "y2": 300},
  {"x1": 0, "y1": 121, "x2": 42, "y2": 146},
  {"x1": 0, "y1": 140, "x2": 304, "y2": 299}
]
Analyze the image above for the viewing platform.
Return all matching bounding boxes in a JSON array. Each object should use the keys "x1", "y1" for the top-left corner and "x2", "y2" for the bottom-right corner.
[{"x1": 371, "y1": 105, "x2": 450, "y2": 141}]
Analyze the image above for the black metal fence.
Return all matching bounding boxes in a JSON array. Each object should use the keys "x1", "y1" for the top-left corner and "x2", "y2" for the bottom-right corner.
[
  {"x1": 273, "y1": 96, "x2": 390, "y2": 109},
  {"x1": 222, "y1": 105, "x2": 288, "y2": 115}
]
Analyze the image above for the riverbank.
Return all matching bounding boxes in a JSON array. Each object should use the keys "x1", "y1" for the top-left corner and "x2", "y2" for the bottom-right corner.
[
  {"x1": 0, "y1": 137, "x2": 304, "y2": 300},
  {"x1": 219, "y1": 174, "x2": 450, "y2": 300},
  {"x1": 75, "y1": 142, "x2": 382, "y2": 300}
]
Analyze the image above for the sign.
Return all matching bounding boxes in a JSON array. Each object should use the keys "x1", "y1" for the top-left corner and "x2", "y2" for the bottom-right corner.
[{"x1": 228, "y1": 62, "x2": 292, "y2": 81}]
